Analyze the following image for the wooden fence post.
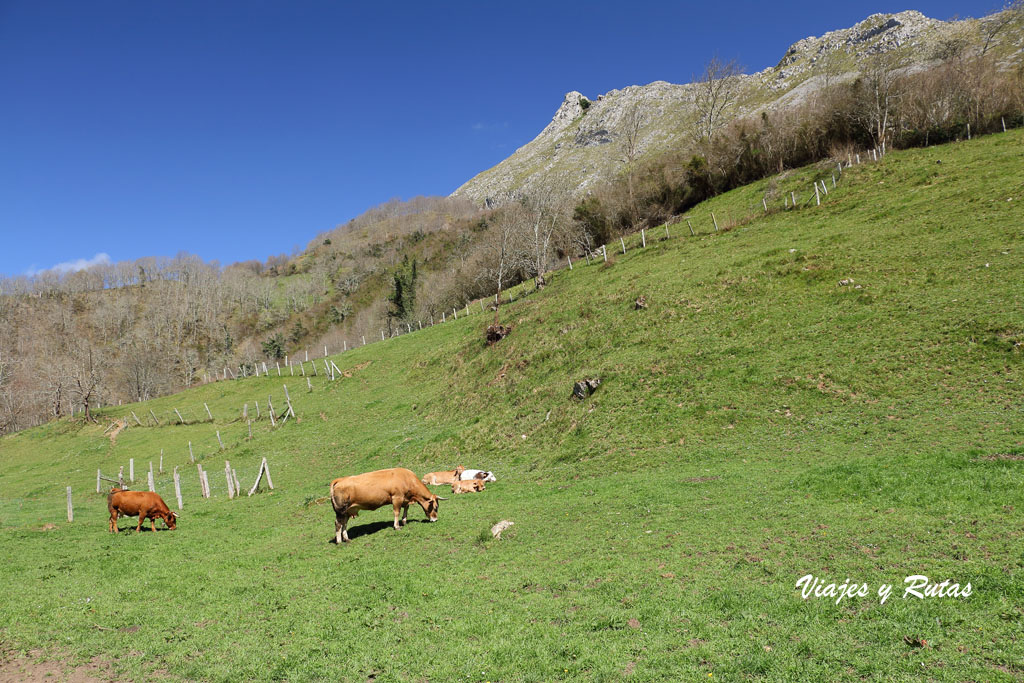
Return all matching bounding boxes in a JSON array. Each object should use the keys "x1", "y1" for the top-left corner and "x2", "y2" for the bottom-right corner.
[
  {"x1": 255, "y1": 401, "x2": 261, "y2": 418},
  {"x1": 762, "y1": 197, "x2": 768, "y2": 212},
  {"x1": 620, "y1": 236, "x2": 626, "y2": 254},
  {"x1": 361, "y1": 336, "x2": 365, "y2": 345},
  {"x1": 641, "y1": 229, "x2": 646, "y2": 247},
  {"x1": 216, "y1": 430, "x2": 224, "y2": 450},
  {"x1": 118, "y1": 466, "x2": 124, "y2": 489},
  {"x1": 97, "y1": 469, "x2": 102, "y2": 493},
  {"x1": 790, "y1": 191, "x2": 796, "y2": 207},
  {"x1": 686, "y1": 218, "x2": 695, "y2": 236},
  {"x1": 306, "y1": 377, "x2": 312, "y2": 392},
  {"x1": 173, "y1": 466, "x2": 182, "y2": 510},
  {"x1": 268, "y1": 396, "x2": 276, "y2": 427},
  {"x1": 567, "y1": 256, "x2": 572, "y2": 270},
  {"x1": 248, "y1": 420, "x2": 253, "y2": 439},
  {"x1": 129, "y1": 458, "x2": 134, "y2": 483},
  {"x1": 204, "y1": 403, "x2": 213, "y2": 421},
  {"x1": 264, "y1": 458, "x2": 274, "y2": 490},
  {"x1": 148, "y1": 468, "x2": 155, "y2": 492},
  {"x1": 233, "y1": 469, "x2": 241, "y2": 495},
  {"x1": 225, "y1": 460, "x2": 235, "y2": 499},
  {"x1": 202, "y1": 470, "x2": 211, "y2": 499},
  {"x1": 189, "y1": 441, "x2": 194, "y2": 463},
  {"x1": 815, "y1": 183, "x2": 820, "y2": 206},
  {"x1": 131, "y1": 410, "x2": 142, "y2": 426},
  {"x1": 67, "y1": 486, "x2": 73, "y2": 522},
  {"x1": 602, "y1": 245, "x2": 608, "y2": 262},
  {"x1": 276, "y1": 362, "x2": 281, "y2": 376},
  {"x1": 711, "y1": 212, "x2": 719, "y2": 232},
  {"x1": 160, "y1": 450, "x2": 163, "y2": 473}
]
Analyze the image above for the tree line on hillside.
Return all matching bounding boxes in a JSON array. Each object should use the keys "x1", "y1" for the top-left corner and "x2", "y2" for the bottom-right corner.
[
  {"x1": 575, "y1": 43, "x2": 1024, "y2": 241},
  {"x1": 1, "y1": 17, "x2": 1022, "y2": 434}
]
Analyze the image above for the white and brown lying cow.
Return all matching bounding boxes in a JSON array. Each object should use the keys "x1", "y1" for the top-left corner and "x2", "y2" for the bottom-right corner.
[
  {"x1": 421, "y1": 465, "x2": 465, "y2": 486},
  {"x1": 458, "y1": 469, "x2": 496, "y2": 482},
  {"x1": 107, "y1": 488, "x2": 178, "y2": 533},
  {"x1": 330, "y1": 467, "x2": 446, "y2": 543},
  {"x1": 451, "y1": 479, "x2": 485, "y2": 494}
]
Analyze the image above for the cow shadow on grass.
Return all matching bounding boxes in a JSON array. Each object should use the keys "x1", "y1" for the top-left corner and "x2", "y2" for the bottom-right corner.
[
  {"x1": 112, "y1": 526, "x2": 173, "y2": 533},
  {"x1": 327, "y1": 519, "x2": 430, "y2": 543}
]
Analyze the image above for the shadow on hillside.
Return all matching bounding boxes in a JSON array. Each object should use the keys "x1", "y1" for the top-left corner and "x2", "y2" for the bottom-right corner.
[{"x1": 327, "y1": 519, "x2": 430, "y2": 543}]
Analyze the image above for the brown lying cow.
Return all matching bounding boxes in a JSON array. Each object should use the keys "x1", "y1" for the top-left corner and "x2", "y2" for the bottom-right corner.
[
  {"x1": 107, "y1": 488, "x2": 178, "y2": 533},
  {"x1": 451, "y1": 479, "x2": 485, "y2": 494},
  {"x1": 330, "y1": 467, "x2": 446, "y2": 543},
  {"x1": 421, "y1": 465, "x2": 465, "y2": 486}
]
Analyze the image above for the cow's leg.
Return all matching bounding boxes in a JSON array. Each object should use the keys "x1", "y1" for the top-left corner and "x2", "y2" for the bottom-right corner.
[
  {"x1": 109, "y1": 511, "x2": 118, "y2": 533},
  {"x1": 335, "y1": 514, "x2": 345, "y2": 544},
  {"x1": 400, "y1": 503, "x2": 409, "y2": 526},
  {"x1": 151, "y1": 515, "x2": 157, "y2": 532},
  {"x1": 392, "y1": 499, "x2": 403, "y2": 530},
  {"x1": 341, "y1": 514, "x2": 350, "y2": 543}
]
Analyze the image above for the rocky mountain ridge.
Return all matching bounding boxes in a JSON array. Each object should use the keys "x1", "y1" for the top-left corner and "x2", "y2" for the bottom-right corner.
[{"x1": 452, "y1": 9, "x2": 1019, "y2": 206}]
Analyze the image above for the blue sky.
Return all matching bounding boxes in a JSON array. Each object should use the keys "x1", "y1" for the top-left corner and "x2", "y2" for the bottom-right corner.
[{"x1": 0, "y1": 0, "x2": 983, "y2": 276}]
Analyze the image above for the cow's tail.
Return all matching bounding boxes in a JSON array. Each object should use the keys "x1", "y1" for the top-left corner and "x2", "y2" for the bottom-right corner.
[{"x1": 329, "y1": 480, "x2": 349, "y2": 516}]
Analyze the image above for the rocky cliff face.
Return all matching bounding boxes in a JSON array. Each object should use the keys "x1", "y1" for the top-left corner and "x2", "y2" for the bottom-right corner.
[{"x1": 451, "y1": 10, "x2": 1017, "y2": 206}]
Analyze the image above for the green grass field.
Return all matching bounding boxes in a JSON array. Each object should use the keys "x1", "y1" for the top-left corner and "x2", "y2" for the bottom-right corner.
[{"x1": 1, "y1": 131, "x2": 1022, "y2": 681}]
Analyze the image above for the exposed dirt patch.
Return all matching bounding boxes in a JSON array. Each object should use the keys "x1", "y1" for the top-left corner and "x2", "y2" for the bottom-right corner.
[
  {"x1": 105, "y1": 420, "x2": 127, "y2": 444},
  {"x1": 0, "y1": 650, "x2": 115, "y2": 682},
  {"x1": 342, "y1": 361, "x2": 373, "y2": 378},
  {"x1": 489, "y1": 364, "x2": 509, "y2": 386},
  {"x1": 974, "y1": 453, "x2": 1024, "y2": 461}
]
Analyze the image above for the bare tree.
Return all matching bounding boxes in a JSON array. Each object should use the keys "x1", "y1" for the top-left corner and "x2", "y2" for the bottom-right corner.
[
  {"x1": 618, "y1": 102, "x2": 647, "y2": 227},
  {"x1": 694, "y1": 57, "x2": 743, "y2": 141},
  {"x1": 480, "y1": 204, "x2": 528, "y2": 323},
  {"x1": 857, "y1": 52, "x2": 907, "y2": 154},
  {"x1": 981, "y1": 0, "x2": 1023, "y2": 55},
  {"x1": 520, "y1": 195, "x2": 568, "y2": 290},
  {"x1": 68, "y1": 342, "x2": 106, "y2": 422}
]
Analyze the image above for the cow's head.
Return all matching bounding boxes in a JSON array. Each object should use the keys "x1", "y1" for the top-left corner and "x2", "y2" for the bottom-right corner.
[
  {"x1": 454, "y1": 465, "x2": 466, "y2": 476},
  {"x1": 164, "y1": 511, "x2": 178, "y2": 530},
  {"x1": 424, "y1": 494, "x2": 446, "y2": 522}
]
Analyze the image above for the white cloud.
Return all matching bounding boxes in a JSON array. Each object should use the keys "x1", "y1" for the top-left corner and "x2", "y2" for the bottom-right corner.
[
  {"x1": 472, "y1": 121, "x2": 509, "y2": 132},
  {"x1": 27, "y1": 252, "x2": 112, "y2": 276}
]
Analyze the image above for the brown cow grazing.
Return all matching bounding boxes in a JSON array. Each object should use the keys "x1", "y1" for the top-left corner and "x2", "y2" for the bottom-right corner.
[
  {"x1": 451, "y1": 479, "x2": 485, "y2": 494},
  {"x1": 107, "y1": 488, "x2": 178, "y2": 533},
  {"x1": 421, "y1": 465, "x2": 465, "y2": 486},
  {"x1": 330, "y1": 468, "x2": 446, "y2": 543}
]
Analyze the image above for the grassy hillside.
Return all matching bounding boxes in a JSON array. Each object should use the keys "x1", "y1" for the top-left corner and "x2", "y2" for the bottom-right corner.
[{"x1": 1, "y1": 130, "x2": 1022, "y2": 681}]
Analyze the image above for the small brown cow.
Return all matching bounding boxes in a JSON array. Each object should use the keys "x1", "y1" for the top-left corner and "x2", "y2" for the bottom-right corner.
[
  {"x1": 330, "y1": 467, "x2": 446, "y2": 543},
  {"x1": 107, "y1": 488, "x2": 178, "y2": 533},
  {"x1": 421, "y1": 465, "x2": 465, "y2": 486},
  {"x1": 451, "y1": 479, "x2": 485, "y2": 494}
]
